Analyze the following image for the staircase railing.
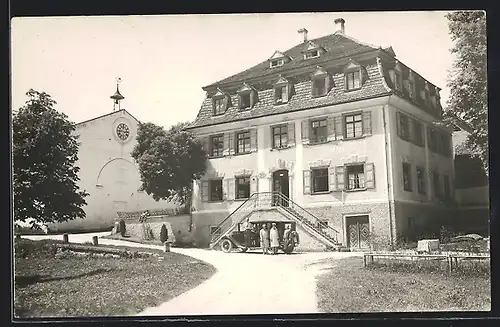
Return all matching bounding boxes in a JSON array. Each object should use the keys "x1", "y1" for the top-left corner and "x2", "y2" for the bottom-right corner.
[
  {"x1": 270, "y1": 191, "x2": 340, "y2": 245},
  {"x1": 209, "y1": 193, "x2": 260, "y2": 248}
]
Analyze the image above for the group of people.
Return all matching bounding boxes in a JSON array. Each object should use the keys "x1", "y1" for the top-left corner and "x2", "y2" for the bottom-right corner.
[{"x1": 242, "y1": 219, "x2": 297, "y2": 255}]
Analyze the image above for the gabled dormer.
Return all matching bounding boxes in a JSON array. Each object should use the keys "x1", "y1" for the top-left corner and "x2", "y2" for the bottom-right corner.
[
  {"x1": 269, "y1": 51, "x2": 291, "y2": 68},
  {"x1": 311, "y1": 66, "x2": 333, "y2": 98},
  {"x1": 302, "y1": 41, "x2": 325, "y2": 60},
  {"x1": 273, "y1": 74, "x2": 293, "y2": 105},
  {"x1": 237, "y1": 82, "x2": 258, "y2": 110},
  {"x1": 212, "y1": 88, "x2": 231, "y2": 116},
  {"x1": 343, "y1": 59, "x2": 365, "y2": 91},
  {"x1": 421, "y1": 81, "x2": 431, "y2": 107},
  {"x1": 405, "y1": 69, "x2": 417, "y2": 100},
  {"x1": 389, "y1": 60, "x2": 403, "y2": 93}
]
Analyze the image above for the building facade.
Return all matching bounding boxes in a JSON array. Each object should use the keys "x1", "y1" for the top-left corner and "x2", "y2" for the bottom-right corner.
[
  {"x1": 47, "y1": 108, "x2": 177, "y2": 232},
  {"x1": 186, "y1": 19, "x2": 454, "y2": 250}
]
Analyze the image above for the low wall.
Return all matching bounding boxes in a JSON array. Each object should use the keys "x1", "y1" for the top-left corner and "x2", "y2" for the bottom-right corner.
[
  {"x1": 455, "y1": 186, "x2": 489, "y2": 206},
  {"x1": 121, "y1": 215, "x2": 193, "y2": 245}
]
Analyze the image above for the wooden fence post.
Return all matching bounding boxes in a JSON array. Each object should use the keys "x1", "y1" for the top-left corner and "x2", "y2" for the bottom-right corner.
[
  {"x1": 92, "y1": 236, "x2": 98, "y2": 246},
  {"x1": 63, "y1": 234, "x2": 69, "y2": 243},
  {"x1": 164, "y1": 242, "x2": 170, "y2": 253},
  {"x1": 448, "y1": 255, "x2": 453, "y2": 274}
]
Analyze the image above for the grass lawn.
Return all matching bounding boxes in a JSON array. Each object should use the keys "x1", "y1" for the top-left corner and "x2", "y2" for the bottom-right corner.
[
  {"x1": 315, "y1": 256, "x2": 491, "y2": 313},
  {"x1": 14, "y1": 238, "x2": 216, "y2": 318}
]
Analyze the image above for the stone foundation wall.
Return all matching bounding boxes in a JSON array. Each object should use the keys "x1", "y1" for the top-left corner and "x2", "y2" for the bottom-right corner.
[{"x1": 122, "y1": 214, "x2": 193, "y2": 245}]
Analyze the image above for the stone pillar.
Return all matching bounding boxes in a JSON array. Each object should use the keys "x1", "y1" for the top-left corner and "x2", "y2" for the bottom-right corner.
[
  {"x1": 92, "y1": 236, "x2": 98, "y2": 246},
  {"x1": 63, "y1": 234, "x2": 69, "y2": 243},
  {"x1": 164, "y1": 242, "x2": 170, "y2": 252}
]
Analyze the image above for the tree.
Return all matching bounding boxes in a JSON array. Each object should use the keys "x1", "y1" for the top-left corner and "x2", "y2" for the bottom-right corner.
[
  {"x1": 13, "y1": 89, "x2": 89, "y2": 229},
  {"x1": 131, "y1": 121, "x2": 207, "y2": 208},
  {"x1": 445, "y1": 11, "x2": 488, "y2": 172}
]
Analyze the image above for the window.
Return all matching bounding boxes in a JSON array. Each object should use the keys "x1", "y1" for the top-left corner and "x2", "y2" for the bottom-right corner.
[
  {"x1": 239, "y1": 93, "x2": 251, "y2": 110},
  {"x1": 310, "y1": 119, "x2": 328, "y2": 144},
  {"x1": 347, "y1": 164, "x2": 365, "y2": 190},
  {"x1": 236, "y1": 131, "x2": 251, "y2": 154},
  {"x1": 210, "y1": 134, "x2": 224, "y2": 157},
  {"x1": 402, "y1": 162, "x2": 412, "y2": 192},
  {"x1": 346, "y1": 70, "x2": 361, "y2": 90},
  {"x1": 443, "y1": 175, "x2": 450, "y2": 200},
  {"x1": 399, "y1": 113, "x2": 410, "y2": 140},
  {"x1": 432, "y1": 172, "x2": 441, "y2": 199},
  {"x1": 305, "y1": 50, "x2": 319, "y2": 59},
  {"x1": 274, "y1": 85, "x2": 287, "y2": 104},
  {"x1": 423, "y1": 89, "x2": 431, "y2": 105},
  {"x1": 209, "y1": 180, "x2": 223, "y2": 201},
  {"x1": 312, "y1": 77, "x2": 327, "y2": 97},
  {"x1": 394, "y1": 72, "x2": 402, "y2": 91},
  {"x1": 345, "y1": 113, "x2": 363, "y2": 139},
  {"x1": 272, "y1": 125, "x2": 288, "y2": 149},
  {"x1": 416, "y1": 166, "x2": 426, "y2": 195},
  {"x1": 312, "y1": 168, "x2": 329, "y2": 193},
  {"x1": 413, "y1": 120, "x2": 424, "y2": 146},
  {"x1": 235, "y1": 176, "x2": 251, "y2": 199},
  {"x1": 213, "y1": 97, "x2": 225, "y2": 116},
  {"x1": 270, "y1": 59, "x2": 284, "y2": 68},
  {"x1": 428, "y1": 128, "x2": 437, "y2": 152},
  {"x1": 209, "y1": 226, "x2": 219, "y2": 236}
]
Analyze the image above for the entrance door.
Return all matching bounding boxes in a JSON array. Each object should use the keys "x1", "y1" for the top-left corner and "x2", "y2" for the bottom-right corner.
[
  {"x1": 346, "y1": 215, "x2": 370, "y2": 249},
  {"x1": 272, "y1": 169, "x2": 289, "y2": 207}
]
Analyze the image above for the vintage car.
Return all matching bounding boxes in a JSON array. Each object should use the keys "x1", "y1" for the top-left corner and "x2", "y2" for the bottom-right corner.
[{"x1": 218, "y1": 219, "x2": 300, "y2": 254}]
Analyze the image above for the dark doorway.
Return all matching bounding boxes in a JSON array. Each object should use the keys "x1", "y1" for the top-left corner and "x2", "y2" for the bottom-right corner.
[
  {"x1": 346, "y1": 215, "x2": 370, "y2": 250},
  {"x1": 272, "y1": 169, "x2": 289, "y2": 207}
]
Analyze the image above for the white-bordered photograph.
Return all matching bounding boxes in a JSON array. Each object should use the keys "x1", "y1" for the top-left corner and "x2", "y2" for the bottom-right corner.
[{"x1": 11, "y1": 11, "x2": 489, "y2": 318}]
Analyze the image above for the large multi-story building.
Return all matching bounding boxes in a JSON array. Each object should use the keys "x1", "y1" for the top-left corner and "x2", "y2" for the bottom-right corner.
[{"x1": 185, "y1": 18, "x2": 454, "y2": 250}]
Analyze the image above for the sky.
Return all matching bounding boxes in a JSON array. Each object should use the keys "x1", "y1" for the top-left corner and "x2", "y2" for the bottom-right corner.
[{"x1": 11, "y1": 11, "x2": 457, "y2": 129}]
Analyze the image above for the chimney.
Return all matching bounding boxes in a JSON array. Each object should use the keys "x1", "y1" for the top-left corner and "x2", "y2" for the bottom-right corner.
[
  {"x1": 334, "y1": 18, "x2": 345, "y2": 34},
  {"x1": 298, "y1": 28, "x2": 308, "y2": 43}
]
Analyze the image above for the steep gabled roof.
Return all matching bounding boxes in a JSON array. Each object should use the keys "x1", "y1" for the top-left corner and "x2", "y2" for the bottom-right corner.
[{"x1": 203, "y1": 33, "x2": 380, "y2": 90}]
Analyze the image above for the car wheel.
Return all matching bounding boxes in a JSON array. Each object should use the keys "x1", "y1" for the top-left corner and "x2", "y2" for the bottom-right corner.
[
  {"x1": 220, "y1": 239, "x2": 233, "y2": 253},
  {"x1": 284, "y1": 246, "x2": 294, "y2": 254}
]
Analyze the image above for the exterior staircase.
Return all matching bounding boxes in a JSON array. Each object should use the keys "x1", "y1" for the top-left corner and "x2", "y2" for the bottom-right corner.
[{"x1": 209, "y1": 192, "x2": 342, "y2": 250}]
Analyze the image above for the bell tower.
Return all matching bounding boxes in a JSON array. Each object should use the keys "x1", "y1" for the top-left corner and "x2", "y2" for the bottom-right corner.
[{"x1": 110, "y1": 77, "x2": 125, "y2": 112}]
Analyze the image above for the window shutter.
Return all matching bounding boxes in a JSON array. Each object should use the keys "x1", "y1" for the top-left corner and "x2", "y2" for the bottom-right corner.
[
  {"x1": 201, "y1": 181, "x2": 209, "y2": 202},
  {"x1": 301, "y1": 120, "x2": 310, "y2": 145},
  {"x1": 223, "y1": 95, "x2": 229, "y2": 112},
  {"x1": 202, "y1": 137, "x2": 210, "y2": 154},
  {"x1": 396, "y1": 112, "x2": 401, "y2": 137},
  {"x1": 228, "y1": 132, "x2": 235, "y2": 155},
  {"x1": 327, "y1": 116, "x2": 336, "y2": 141},
  {"x1": 287, "y1": 122, "x2": 295, "y2": 146},
  {"x1": 335, "y1": 165, "x2": 345, "y2": 191},
  {"x1": 408, "y1": 117, "x2": 415, "y2": 143},
  {"x1": 227, "y1": 178, "x2": 235, "y2": 200},
  {"x1": 303, "y1": 170, "x2": 311, "y2": 194},
  {"x1": 325, "y1": 74, "x2": 331, "y2": 93},
  {"x1": 250, "y1": 129, "x2": 258, "y2": 152},
  {"x1": 362, "y1": 111, "x2": 372, "y2": 136},
  {"x1": 328, "y1": 166, "x2": 336, "y2": 191},
  {"x1": 223, "y1": 133, "x2": 230, "y2": 156},
  {"x1": 283, "y1": 85, "x2": 289, "y2": 103},
  {"x1": 334, "y1": 116, "x2": 344, "y2": 140},
  {"x1": 223, "y1": 179, "x2": 230, "y2": 200},
  {"x1": 250, "y1": 176, "x2": 258, "y2": 195},
  {"x1": 365, "y1": 163, "x2": 375, "y2": 189}
]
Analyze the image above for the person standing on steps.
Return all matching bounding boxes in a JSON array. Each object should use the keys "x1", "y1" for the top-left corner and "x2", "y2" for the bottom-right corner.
[
  {"x1": 260, "y1": 224, "x2": 270, "y2": 255},
  {"x1": 270, "y1": 223, "x2": 280, "y2": 255}
]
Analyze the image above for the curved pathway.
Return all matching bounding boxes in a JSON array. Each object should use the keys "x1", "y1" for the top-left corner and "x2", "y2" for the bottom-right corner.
[{"x1": 23, "y1": 232, "x2": 362, "y2": 315}]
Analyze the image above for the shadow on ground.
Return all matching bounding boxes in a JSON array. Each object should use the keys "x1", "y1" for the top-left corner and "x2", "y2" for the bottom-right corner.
[{"x1": 15, "y1": 268, "x2": 116, "y2": 288}]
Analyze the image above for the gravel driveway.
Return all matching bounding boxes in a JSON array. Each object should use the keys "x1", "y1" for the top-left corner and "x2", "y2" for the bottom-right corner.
[{"x1": 22, "y1": 232, "x2": 361, "y2": 315}]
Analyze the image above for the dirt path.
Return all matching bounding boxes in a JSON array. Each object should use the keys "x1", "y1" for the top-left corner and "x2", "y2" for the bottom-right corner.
[{"x1": 22, "y1": 232, "x2": 361, "y2": 315}]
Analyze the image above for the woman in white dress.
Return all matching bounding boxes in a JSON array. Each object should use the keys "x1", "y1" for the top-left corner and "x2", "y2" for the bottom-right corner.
[{"x1": 269, "y1": 223, "x2": 280, "y2": 255}]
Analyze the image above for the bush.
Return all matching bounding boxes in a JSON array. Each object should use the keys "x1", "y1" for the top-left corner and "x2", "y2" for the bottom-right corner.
[
  {"x1": 119, "y1": 219, "x2": 126, "y2": 237},
  {"x1": 160, "y1": 224, "x2": 168, "y2": 243}
]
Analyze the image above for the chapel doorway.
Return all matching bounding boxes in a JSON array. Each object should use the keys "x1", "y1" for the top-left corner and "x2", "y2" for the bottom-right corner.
[{"x1": 272, "y1": 169, "x2": 289, "y2": 207}]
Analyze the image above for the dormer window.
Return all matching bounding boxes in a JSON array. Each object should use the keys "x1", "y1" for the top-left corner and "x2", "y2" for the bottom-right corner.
[
  {"x1": 311, "y1": 66, "x2": 331, "y2": 98},
  {"x1": 394, "y1": 72, "x2": 402, "y2": 92},
  {"x1": 270, "y1": 59, "x2": 284, "y2": 68},
  {"x1": 408, "y1": 80, "x2": 415, "y2": 99},
  {"x1": 240, "y1": 93, "x2": 251, "y2": 109},
  {"x1": 305, "y1": 50, "x2": 319, "y2": 59},
  {"x1": 212, "y1": 88, "x2": 229, "y2": 116},
  {"x1": 344, "y1": 60, "x2": 363, "y2": 91},
  {"x1": 237, "y1": 83, "x2": 257, "y2": 110},
  {"x1": 274, "y1": 75, "x2": 292, "y2": 105}
]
